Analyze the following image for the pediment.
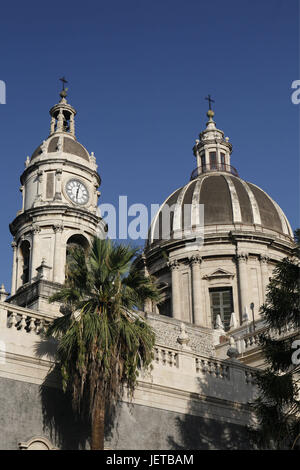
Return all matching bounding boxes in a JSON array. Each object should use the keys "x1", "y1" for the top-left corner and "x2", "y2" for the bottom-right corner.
[{"x1": 203, "y1": 268, "x2": 235, "y2": 280}]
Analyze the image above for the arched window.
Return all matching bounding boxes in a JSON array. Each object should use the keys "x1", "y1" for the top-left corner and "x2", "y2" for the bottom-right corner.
[
  {"x1": 65, "y1": 234, "x2": 89, "y2": 279},
  {"x1": 20, "y1": 240, "x2": 30, "y2": 285},
  {"x1": 66, "y1": 234, "x2": 89, "y2": 252}
]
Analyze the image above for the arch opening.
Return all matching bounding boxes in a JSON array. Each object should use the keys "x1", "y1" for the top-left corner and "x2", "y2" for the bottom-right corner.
[{"x1": 20, "y1": 240, "x2": 30, "y2": 285}]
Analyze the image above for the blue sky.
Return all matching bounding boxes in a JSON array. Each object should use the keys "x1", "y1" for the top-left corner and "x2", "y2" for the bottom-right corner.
[{"x1": 0, "y1": 0, "x2": 298, "y2": 290}]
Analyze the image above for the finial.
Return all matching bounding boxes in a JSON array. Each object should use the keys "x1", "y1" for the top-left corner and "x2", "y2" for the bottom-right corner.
[
  {"x1": 227, "y1": 336, "x2": 239, "y2": 360},
  {"x1": 0, "y1": 283, "x2": 8, "y2": 301},
  {"x1": 177, "y1": 322, "x2": 191, "y2": 350},
  {"x1": 205, "y1": 94, "x2": 215, "y2": 119},
  {"x1": 59, "y1": 76, "x2": 68, "y2": 99}
]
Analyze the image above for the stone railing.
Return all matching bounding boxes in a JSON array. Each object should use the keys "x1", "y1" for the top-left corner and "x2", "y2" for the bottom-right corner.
[
  {"x1": 216, "y1": 318, "x2": 299, "y2": 362},
  {"x1": 6, "y1": 309, "x2": 52, "y2": 335},
  {"x1": 152, "y1": 343, "x2": 255, "y2": 390},
  {"x1": 154, "y1": 346, "x2": 179, "y2": 368},
  {"x1": 0, "y1": 302, "x2": 257, "y2": 404},
  {"x1": 195, "y1": 357, "x2": 230, "y2": 380},
  {"x1": 0, "y1": 301, "x2": 54, "y2": 333}
]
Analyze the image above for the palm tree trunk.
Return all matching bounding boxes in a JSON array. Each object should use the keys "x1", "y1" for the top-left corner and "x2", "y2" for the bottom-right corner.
[{"x1": 91, "y1": 394, "x2": 105, "y2": 450}]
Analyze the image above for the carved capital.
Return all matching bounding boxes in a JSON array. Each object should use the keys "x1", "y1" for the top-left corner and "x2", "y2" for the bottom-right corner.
[
  {"x1": 53, "y1": 224, "x2": 64, "y2": 233},
  {"x1": 31, "y1": 224, "x2": 41, "y2": 235},
  {"x1": 236, "y1": 252, "x2": 248, "y2": 262},
  {"x1": 189, "y1": 254, "x2": 202, "y2": 266},
  {"x1": 259, "y1": 254, "x2": 270, "y2": 264},
  {"x1": 167, "y1": 259, "x2": 180, "y2": 271}
]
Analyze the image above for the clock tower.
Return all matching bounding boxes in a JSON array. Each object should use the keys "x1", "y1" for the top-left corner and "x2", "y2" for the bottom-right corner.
[{"x1": 8, "y1": 87, "x2": 106, "y2": 314}]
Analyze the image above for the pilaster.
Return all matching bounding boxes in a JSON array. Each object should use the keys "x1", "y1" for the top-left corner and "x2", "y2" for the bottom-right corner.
[
  {"x1": 168, "y1": 259, "x2": 181, "y2": 320},
  {"x1": 236, "y1": 252, "x2": 249, "y2": 322},
  {"x1": 189, "y1": 254, "x2": 203, "y2": 326},
  {"x1": 53, "y1": 224, "x2": 64, "y2": 284},
  {"x1": 30, "y1": 224, "x2": 41, "y2": 280},
  {"x1": 259, "y1": 254, "x2": 270, "y2": 303},
  {"x1": 10, "y1": 241, "x2": 17, "y2": 296}
]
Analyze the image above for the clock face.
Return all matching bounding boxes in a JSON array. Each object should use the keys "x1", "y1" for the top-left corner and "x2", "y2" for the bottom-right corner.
[{"x1": 66, "y1": 179, "x2": 89, "y2": 205}]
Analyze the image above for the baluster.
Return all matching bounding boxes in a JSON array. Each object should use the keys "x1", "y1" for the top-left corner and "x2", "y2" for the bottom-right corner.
[
  {"x1": 154, "y1": 347, "x2": 159, "y2": 363},
  {"x1": 174, "y1": 353, "x2": 178, "y2": 367},
  {"x1": 29, "y1": 317, "x2": 36, "y2": 333},
  {"x1": 38, "y1": 319, "x2": 45, "y2": 334},
  {"x1": 8, "y1": 312, "x2": 17, "y2": 328},
  {"x1": 19, "y1": 314, "x2": 27, "y2": 331},
  {"x1": 161, "y1": 349, "x2": 166, "y2": 365}
]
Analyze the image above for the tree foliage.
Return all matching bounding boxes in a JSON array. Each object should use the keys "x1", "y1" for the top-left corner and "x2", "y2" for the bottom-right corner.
[
  {"x1": 250, "y1": 229, "x2": 300, "y2": 449},
  {"x1": 46, "y1": 237, "x2": 160, "y2": 449}
]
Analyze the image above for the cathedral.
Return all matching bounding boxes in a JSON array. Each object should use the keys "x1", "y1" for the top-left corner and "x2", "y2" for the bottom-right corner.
[{"x1": 0, "y1": 88, "x2": 295, "y2": 450}]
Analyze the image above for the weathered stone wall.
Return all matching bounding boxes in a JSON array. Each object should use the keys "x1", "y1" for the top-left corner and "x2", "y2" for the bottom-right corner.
[
  {"x1": 0, "y1": 376, "x2": 252, "y2": 450},
  {"x1": 146, "y1": 312, "x2": 215, "y2": 357}
]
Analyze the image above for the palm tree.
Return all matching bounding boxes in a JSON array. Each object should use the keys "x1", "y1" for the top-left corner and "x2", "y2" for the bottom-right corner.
[{"x1": 46, "y1": 237, "x2": 160, "y2": 450}]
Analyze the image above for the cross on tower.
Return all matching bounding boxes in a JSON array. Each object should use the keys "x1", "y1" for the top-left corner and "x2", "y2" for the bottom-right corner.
[
  {"x1": 59, "y1": 76, "x2": 68, "y2": 91},
  {"x1": 205, "y1": 94, "x2": 215, "y2": 110}
]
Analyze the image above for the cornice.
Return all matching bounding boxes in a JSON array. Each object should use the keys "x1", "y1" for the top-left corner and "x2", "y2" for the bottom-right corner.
[
  {"x1": 9, "y1": 205, "x2": 101, "y2": 236},
  {"x1": 20, "y1": 157, "x2": 101, "y2": 186}
]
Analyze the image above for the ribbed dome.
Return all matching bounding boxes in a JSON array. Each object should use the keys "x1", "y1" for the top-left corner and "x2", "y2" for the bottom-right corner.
[
  {"x1": 148, "y1": 172, "x2": 293, "y2": 245},
  {"x1": 31, "y1": 135, "x2": 90, "y2": 162}
]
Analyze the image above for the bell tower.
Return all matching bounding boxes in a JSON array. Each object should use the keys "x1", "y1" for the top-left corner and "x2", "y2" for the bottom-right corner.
[{"x1": 9, "y1": 85, "x2": 106, "y2": 314}]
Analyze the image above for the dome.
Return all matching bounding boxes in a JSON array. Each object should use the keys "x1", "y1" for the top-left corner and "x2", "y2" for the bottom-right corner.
[
  {"x1": 148, "y1": 171, "x2": 293, "y2": 246},
  {"x1": 31, "y1": 135, "x2": 90, "y2": 162}
]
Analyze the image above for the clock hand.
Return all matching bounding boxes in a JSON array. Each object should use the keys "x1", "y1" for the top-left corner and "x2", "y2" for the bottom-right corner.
[{"x1": 76, "y1": 187, "x2": 79, "y2": 201}]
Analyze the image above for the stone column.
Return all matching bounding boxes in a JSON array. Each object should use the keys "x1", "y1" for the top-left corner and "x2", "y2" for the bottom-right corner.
[
  {"x1": 53, "y1": 224, "x2": 64, "y2": 283},
  {"x1": 216, "y1": 143, "x2": 220, "y2": 166},
  {"x1": 189, "y1": 254, "x2": 203, "y2": 326},
  {"x1": 236, "y1": 252, "x2": 249, "y2": 321},
  {"x1": 50, "y1": 116, "x2": 55, "y2": 134},
  {"x1": 204, "y1": 146, "x2": 209, "y2": 170},
  {"x1": 168, "y1": 259, "x2": 181, "y2": 320},
  {"x1": 30, "y1": 224, "x2": 41, "y2": 280},
  {"x1": 260, "y1": 255, "x2": 270, "y2": 302},
  {"x1": 10, "y1": 241, "x2": 17, "y2": 296},
  {"x1": 70, "y1": 113, "x2": 75, "y2": 135}
]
